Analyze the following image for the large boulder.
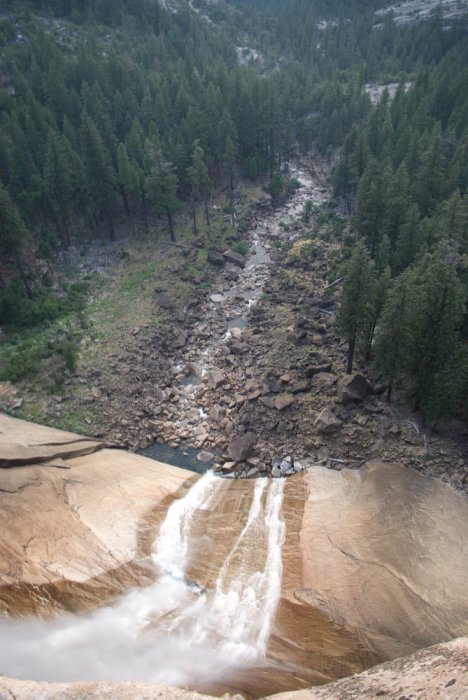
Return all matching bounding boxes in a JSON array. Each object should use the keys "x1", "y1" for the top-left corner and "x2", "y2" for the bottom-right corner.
[
  {"x1": 287, "y1": 328, "x2": 308, "y2": 345},
  {"x1": 227, "y1": 432, "x2": 257, "y2": 462},
  {"x1": 207, "y1": 248, "x2": 225, "y2": 267},
  {"x1": 314, "y1": 406, "x2": 343, "y2": 433},
  {"x1": 223, "y1": 249, "x2": 246, "y2": 268},
  {"x1": 305, "y1": 363, "x2": 332, "y2": 377},
  {"x1": 338, "y1": 374, "x2": 371, "y2": 403},
  {"x1": 275, "y1": 395, "x2": 295, "y2": 411},
  {"x1": 229, "y1": 342, "x2": 249, "y2": 356},
  {"x1": 207, "y1": 369, "x2": 226, "y2": 389}
]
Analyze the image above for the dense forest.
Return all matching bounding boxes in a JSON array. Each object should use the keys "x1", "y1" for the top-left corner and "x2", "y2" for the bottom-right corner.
[{"x1": 0, "y1": 0, "x2": 467, "y2": 421}]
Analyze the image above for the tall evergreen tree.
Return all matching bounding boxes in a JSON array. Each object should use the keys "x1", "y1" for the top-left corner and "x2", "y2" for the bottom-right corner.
[
  {"x1": 0, "y1": 183, "x2": 32, "y2": 298},
  {"x1": 80, "y1": 112, "x2": 117, "y2": 240},
  {"x1": 335, "y1": 241, "x2": 375, "y2": 374}
]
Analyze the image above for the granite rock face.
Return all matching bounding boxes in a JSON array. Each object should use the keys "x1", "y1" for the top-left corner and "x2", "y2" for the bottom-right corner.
[
  {"x1": 0, "y1": 415, "x2": 467, "y2": 698},
  {"x1": 0, "y1": 413, "x2": 195, "y2": 615}
]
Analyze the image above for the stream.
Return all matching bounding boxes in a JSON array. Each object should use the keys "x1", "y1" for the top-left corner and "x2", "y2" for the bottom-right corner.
[{"x1": 142, "y1": 163, "x2": 329, "y2": 469}]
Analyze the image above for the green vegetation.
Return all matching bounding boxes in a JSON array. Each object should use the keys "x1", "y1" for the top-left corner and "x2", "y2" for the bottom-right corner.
[{"x1": 0, "y1": 0, "x2": 467, "y2": 424}]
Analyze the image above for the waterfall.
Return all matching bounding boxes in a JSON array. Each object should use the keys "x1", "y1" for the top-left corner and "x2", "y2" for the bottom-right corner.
[
  {"x1": 185, "y1": 477, "x2": 286, "y2": 661},
  {"x1": 154, "y1": 470, "x2": 219, "y2": 579},
  {"x1": 0, "y1": 472, "x2": 287, "y2": 687}
]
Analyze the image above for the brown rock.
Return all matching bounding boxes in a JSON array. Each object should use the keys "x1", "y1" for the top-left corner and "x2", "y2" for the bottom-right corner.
[{"x1": 275, "y1": 395, "x2": 295, "y2": 411}]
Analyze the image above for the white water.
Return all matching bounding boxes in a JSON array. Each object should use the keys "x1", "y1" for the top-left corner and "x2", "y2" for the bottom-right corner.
[{"x1": 0, "y1": 472, "x2": 286, "y2": 687}]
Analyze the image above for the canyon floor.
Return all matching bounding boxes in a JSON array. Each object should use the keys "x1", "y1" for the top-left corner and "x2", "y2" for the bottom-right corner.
[{"x1": 2, "y1": 157, "x2": 466, "y2": 489}]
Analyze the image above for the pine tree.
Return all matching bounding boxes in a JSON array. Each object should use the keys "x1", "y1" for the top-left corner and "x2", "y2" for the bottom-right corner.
[
  {"x1": 373, "y1": 268, "x2": 417, "y2": 402},
  {"x1": 0, "y1": 182, "x2": 32, "y2": 298},
  {"x1": 426, "y1": 344, "x2": 468, "y2": 424},
  {"x1": 144, "y1": 140, "x2": 179, "y2": 242},
  {"x1": 335, "y1": 241, "x2": 375, "y2": 374},
  {"x1": 187, "y1": 140, "x2": 212, "y2": 232},
  {"x1": 44, "y1": 130, "x2": 74, "y2": 244},
  {"x1": 117, "y1": 142, "x2": 140, "y2": 235},
  {"x1": 409, "y1": 244, "x2": 466, "y2": 412},
  {"x1": 393, "y1": 203, "x2": 423, "y2": 273},
  {"x1": 364, "y1": 265, "x2": 391, "y2": 361},
  {"x1": 80, "y1": 112, "x2": 117, "y2": 240}
]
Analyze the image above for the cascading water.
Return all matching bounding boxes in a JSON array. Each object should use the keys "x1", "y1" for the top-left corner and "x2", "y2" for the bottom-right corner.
[{"x1": 0, "y1": 472, "x2": 286, "y2": 688}]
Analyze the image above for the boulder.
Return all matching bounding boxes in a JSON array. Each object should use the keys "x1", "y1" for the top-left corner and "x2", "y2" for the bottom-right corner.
[
  {"x1": 156, "y1": 292, "x2": 174, "y2": 310},
  {"x1": 209, "y1": 294, "x2": 224, "y2": 303},
  {"x1": 197, "y1": 450, "x2": 214, "y2": 463},
  {"x1": 207, "y1": 249, "x2": 225, "y2": 267},
  {"x1": 314, "y1": 407, "x2": 343, "y2": 433},
  {"x1": 338, "y1": 374, "x2": 371, "y2": 404},
  {"x1": 171, "y1": 331, "x2": 187, "y2": 349},
  {"x1": 305, "y1": 362, "x2": 332, "y2": 377},
  {"x1": 275, "y1": 395, "x2": 295, "y2": 411},
  {"x1": 290, "y1": 379, "x2": 309, "y2": 393},
  {"x1": 207, "y1": 369, "x2": 226, "y2": 389},
  {"x1": 229, "y1": 342, "x2": 249, "y2": 356},
  {"x1": 312, "y1": 372, "x2": 336, "y2": 389},
  {"x1": 209, "y1": 404, "x2": 225, "y2": 424},
  {"x1": 223, "y1": 249, "x2": 246, "y2": 268},
  {"x1": 287, "y1": 328, "x2": 308, "y2": 345},
  {"x1": 227, "y1": 432, "x2": 257, "y2": 462}
]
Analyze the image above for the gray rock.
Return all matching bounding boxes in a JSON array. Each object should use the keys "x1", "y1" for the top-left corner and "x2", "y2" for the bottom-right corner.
[
  {"x1": 287, "y1": 328, "x2": 308, "y2": 345},
  {"x1": 230, "y1": 342, "x2": 249, "y2": 355},
  {"x1": 312, "y1": 372, "x2": 336, "y2": 389},
  {"x1": 290, "y1": 379, "x2": 309, "y2": 393},
  {"x1": 207, "y1": 369, "x2": 226, "y2": 389},
  {"x1": 171, "y1": 331, "x2": 187, "y2": 349},
  {"x1": 338, "y1": 374, "x2": 371, "y2": 404},
  {"x1": 209, "y1": 404, "x2": 225, "y2": 424},
  {"x1": 275, "y1": 395, "x2": 295, "y2": 410},
  {"x1": 227, "y1": 432, "x2": 257, "y2": 462},
  {"x1": 223, "y1": 249, "x2": 246, "y2": 268},
  {"x1": 207, "y1": 249, "x2": 225, "y2": 266},
  {"x1": 157, "y1": 293, "x2": 174, "y2": 310},
  {"x1": 305, "y1": 363, "x2": 332, "y2": 377},
  {"x1": 314, "y1": 407, "x2": 343, "y2": 434},
  {"x1": 197, "y1": 450, "x2": 214, "y2": 463},
  {"x1": 271, "y1": 464, "x2": 283, "y2": 478}
]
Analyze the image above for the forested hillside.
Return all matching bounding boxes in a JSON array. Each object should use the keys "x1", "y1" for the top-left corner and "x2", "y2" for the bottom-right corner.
[{"x1": 0, "y1": 0, "x2": 467, "y2": 424}]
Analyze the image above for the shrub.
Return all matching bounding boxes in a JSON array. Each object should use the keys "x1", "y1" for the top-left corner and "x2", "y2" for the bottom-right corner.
[
  {"x1": 232, "y1": 241, "x2": 248, "y2": 256},
  {"x1": 57, "y1": 340, "x2": 79, "y2": 372}
]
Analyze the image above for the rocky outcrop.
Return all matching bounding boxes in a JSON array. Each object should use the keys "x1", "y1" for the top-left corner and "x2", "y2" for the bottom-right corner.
[
  {"x1": 0, "y1": 413, "x2": 109, "y2": 467},
  {"x1": 0, "y1": 414, "x2": 195, "y2": 615},
  {"x1": 264, "y1": 637, "x2": 468, "y2": 699}
]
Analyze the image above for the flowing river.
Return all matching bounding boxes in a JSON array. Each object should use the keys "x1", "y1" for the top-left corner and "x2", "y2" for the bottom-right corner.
[{"x1": 0, "y1": 473, "x2": 286, "y2": 689}]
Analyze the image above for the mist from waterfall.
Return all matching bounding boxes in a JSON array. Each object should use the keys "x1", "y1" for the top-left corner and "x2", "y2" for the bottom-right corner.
[{"x1": 0, "y1": 473, "x2": 286, "y2": 687}]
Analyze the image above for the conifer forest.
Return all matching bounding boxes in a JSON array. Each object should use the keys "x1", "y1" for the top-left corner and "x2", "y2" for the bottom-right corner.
[{"x1": 0, "y1": 0, "x2": 467, "y2": 432}]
